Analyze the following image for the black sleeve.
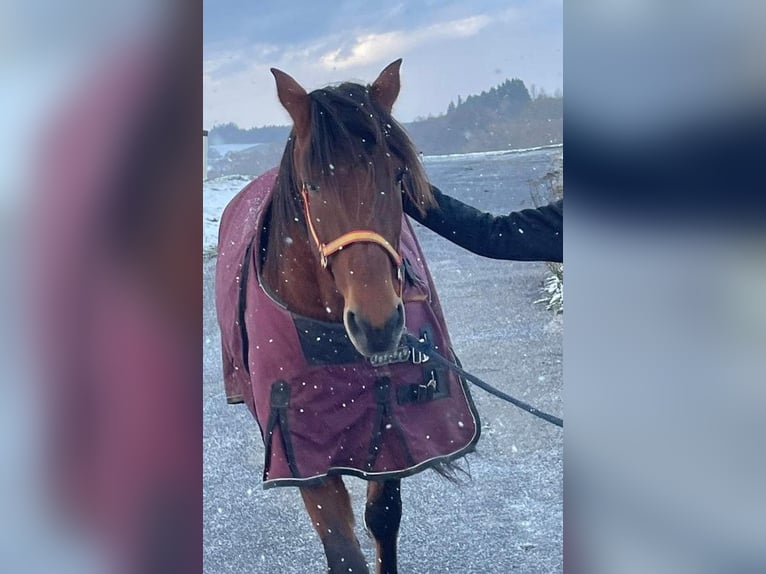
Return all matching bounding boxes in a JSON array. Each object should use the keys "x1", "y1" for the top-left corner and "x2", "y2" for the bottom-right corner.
[{"x1": 404, "y1": 185, "x2": 563, "y2": 262}]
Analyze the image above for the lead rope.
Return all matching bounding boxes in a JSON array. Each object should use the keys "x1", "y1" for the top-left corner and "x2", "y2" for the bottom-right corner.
[{"x1": 402, "y1": 333, "x2": 563, "y2": 428}]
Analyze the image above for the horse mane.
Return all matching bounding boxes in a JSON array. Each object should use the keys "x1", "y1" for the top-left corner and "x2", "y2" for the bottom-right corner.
[{"x1": 269, "y1": 81, "x2": 435, "y2": 242}]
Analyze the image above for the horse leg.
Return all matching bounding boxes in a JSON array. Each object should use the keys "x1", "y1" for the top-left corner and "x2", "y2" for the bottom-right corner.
[
  {"x1": 300, "y1": 476, "x2": 369, "y2": 574},
  {"x1": 364, "y1": 479, "x2": 402, "y2": 574}
]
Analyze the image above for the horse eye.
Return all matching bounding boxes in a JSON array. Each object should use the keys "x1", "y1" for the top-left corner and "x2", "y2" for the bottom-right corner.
[{"x1": 306, "y1": 183, "x2": 320, "y2": 193}]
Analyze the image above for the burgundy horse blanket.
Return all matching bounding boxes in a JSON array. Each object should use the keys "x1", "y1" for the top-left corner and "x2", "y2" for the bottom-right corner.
[{"x1": 215, "y1": 168, "x2": 480, "y2": 488}]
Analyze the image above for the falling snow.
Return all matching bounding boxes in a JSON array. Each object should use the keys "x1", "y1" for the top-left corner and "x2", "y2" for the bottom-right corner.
[{"x1": 203, "y1": 145, "x2": 563, "y2": 573}]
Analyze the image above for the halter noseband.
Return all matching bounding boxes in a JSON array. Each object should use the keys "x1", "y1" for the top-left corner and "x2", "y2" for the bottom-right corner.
[{"x1": 301, "y1": 183, "x2": 404, "y2": 286}]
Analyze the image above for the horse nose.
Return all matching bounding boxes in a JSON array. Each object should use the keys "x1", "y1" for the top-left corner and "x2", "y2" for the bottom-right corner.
[{"x1": 345, "y1": 302, "x2": 405, "y2": 356}]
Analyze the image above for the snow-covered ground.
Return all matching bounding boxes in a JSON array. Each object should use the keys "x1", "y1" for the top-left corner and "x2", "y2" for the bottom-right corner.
[
  {"x1": 209, "y1": 143, "x2": 264, "y2": 156},
  {"x1": 203, "y1": 146, "x2": 562, "y2": 254},
  {"x1": 423, "y1": 142, "x2": 562, "y2": 163},
  {"x1": 203, "y1": 174, "x2": 251, "y2": 254}
]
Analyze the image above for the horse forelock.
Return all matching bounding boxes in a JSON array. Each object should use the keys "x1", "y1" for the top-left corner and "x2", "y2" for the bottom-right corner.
[{"x1": 271, "y1": 80, "x2": 435, "y2": 236}]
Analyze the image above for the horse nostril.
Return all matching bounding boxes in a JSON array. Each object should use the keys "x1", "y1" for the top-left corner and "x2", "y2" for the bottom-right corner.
[{"x1": 345, "y1": 309, "x2": 359, "y2": 334}]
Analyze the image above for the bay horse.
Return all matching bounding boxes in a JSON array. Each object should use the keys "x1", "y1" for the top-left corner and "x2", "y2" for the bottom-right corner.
[{"x1": 215, "y1": 60, "x2": 480, "y2": 573}]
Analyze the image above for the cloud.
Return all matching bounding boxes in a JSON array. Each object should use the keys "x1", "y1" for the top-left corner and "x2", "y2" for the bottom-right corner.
[
  {"x1": 320, "y1": 14, "x2": 491, "y2": 70},
  {"x1": 203, "y1": 2, "x2": 562, "y2": 127},
  {"x1": 203, "y1": 14, "x2": 495, "y2": 127}
]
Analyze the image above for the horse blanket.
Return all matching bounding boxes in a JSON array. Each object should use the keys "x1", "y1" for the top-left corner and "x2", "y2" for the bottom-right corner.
[{"x1": 215, "y1": 168, "x2": 480, "y2": 488}]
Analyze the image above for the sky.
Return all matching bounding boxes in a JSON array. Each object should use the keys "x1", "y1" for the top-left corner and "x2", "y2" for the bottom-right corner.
[{"x1": 203, "y1": 0, "x2": 562, "y2": 129}]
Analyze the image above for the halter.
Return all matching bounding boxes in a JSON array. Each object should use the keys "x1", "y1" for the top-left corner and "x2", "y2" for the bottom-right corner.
[{"x1": 301, "y1": 183, "x2": 404, "y2": 288}]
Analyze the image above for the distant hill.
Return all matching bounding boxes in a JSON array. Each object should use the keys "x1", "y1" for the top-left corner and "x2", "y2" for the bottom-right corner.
[
  {"x1": 207, "y1": 78, "x2": 562, "y2": 176},
  {"x1": 207, "y1": 123, "x2": 290, "y2": 145},
  {"x1": 405, "y1": 79, "x2": 562, "y2": 154}
]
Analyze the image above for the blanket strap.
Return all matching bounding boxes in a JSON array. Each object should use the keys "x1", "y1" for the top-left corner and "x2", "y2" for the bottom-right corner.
[
  {"x1": 264, "y1": 380, "x2": 301, "y2": 478},
  {"x1": 366, "y1": 377, "x2": 415, "y2": 472},
  {"x1": 396, "y1": 365, "x2": 450, "y2": 404}
]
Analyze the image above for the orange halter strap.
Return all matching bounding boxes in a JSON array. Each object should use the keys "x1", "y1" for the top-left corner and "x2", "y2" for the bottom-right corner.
[{"x1": 301, "y1": 183, "x2": 404, "y2": 285}]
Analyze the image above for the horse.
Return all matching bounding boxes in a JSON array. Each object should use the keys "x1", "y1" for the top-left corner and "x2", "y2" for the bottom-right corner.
[{"x1": 215, "y1": 60, "x2": 481, "y2": 574}]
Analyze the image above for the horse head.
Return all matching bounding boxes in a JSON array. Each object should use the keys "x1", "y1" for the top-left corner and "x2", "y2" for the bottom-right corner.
[{"x1": 270, "y1": 60, "x2": 433, "y2": 357}]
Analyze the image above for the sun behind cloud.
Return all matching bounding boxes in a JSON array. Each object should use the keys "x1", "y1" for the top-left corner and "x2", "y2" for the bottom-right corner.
[{"x1": 320, "y1": 15, "x2": 491, "y2": 70}]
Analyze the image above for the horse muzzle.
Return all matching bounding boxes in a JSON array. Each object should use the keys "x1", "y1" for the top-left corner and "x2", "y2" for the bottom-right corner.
[{"x1": 344, "y1": 302, "x2": 405, "y2": 357}]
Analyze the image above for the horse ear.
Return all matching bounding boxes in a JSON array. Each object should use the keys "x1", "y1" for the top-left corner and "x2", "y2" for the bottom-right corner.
[
  {"x1": 370, "y1": 59, "x2": 402, "y2": 114},
  {"x1": 271, "y1": 68, "x2": 310, "y2": 139}
]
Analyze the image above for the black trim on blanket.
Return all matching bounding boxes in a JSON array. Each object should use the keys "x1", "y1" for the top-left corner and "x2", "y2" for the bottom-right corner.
[
  {"x1": 293, "y1": 316, "x2": 365, "y2": 365},
  {"x1": 237, "y1": 239, "x2": 254, "y2": 376}
]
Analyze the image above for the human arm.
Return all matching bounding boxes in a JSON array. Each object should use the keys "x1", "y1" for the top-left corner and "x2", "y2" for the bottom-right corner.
[{"x1": 404, "y1": 185, "x2": 563, "y2": 262}]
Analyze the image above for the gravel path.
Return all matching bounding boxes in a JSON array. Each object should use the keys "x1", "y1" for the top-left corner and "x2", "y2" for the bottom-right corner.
[{"x1": 203, "y1": 149, "x2": 563, "y2": 573}]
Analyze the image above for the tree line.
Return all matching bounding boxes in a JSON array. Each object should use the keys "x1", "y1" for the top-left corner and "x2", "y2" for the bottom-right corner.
[{"x1": 208, "y1": 78, "x2": 562, "y2": 156}]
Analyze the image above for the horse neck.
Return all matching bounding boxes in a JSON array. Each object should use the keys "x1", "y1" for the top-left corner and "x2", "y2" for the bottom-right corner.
[{"x1": 262, "y1": 213, "x2": 345, "y2": 322}]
